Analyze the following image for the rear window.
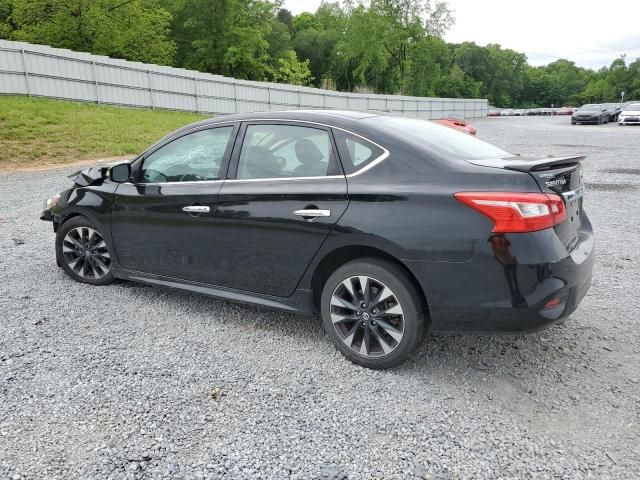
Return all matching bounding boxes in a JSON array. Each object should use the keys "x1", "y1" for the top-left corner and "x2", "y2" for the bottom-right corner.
[
  {"x1": 333, "y1": 130, "x2": 385, "y2": 175},
  {"x1": 368, "y1": 116, "x2": 511, "y2": 161}
]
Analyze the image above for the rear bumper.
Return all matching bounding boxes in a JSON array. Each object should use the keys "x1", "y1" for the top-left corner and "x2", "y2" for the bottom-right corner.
[{"x1": 408, "y1": 216, "x2": 595, "y2": 334}]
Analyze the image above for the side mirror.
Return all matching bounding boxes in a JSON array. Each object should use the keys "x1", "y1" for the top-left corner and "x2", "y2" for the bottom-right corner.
[{"x1": 109, "y1": 163, "x2": 131, "y2": 183}]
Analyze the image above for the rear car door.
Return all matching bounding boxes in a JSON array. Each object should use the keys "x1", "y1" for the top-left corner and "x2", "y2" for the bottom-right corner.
[
  {"x1": 212, "y1": 121, "x2": 349, "y2": 297},
  {"x1": 110, "y1": 124, "x2": 238, "y2": 283}
]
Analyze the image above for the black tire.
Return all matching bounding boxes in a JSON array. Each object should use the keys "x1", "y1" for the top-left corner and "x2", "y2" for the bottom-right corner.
[
  {"x1": 55, "y1": 216, "x2": 115, "y2": 286},
  {"x1": 571, "y1": 120, "x2": 576, "y2": 125},
  {"x1": 320, "y1": 258, "x2": 426, "y2": 369}
]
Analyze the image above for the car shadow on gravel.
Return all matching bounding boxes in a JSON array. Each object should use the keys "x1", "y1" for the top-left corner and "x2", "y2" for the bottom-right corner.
[{"x1": 116, "y1": 278, "x2": 589, "y2": 378}]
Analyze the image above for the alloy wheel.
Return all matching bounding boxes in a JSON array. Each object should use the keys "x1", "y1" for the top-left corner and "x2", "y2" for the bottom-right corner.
[
  {"x1": 330, "y1": 275, "x2": 405, "y2": 357},
  {"x1": 62, "y1": 226, "x2": 111, "y2": 279}
]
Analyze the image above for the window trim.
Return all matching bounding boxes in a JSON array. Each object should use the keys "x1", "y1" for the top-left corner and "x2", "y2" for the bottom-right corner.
[
  {"x1": 226, "y1": 119, "x2": 389, "y2": 183},
  {"x1": 130, "y1": 122, "x2": 240, "y2": 186}
]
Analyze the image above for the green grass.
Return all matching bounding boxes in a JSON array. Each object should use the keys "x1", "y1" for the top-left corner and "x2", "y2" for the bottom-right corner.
[{"x1": 0, "y1": 96, "x2": 207, "y2": 170}]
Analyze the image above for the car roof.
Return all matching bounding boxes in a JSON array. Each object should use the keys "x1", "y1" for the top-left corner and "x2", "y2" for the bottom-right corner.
[
  {"x1": 186, "y1": 109, "x2": 381, "y2": 129},
  {"x1": 143, "y1": 110, "x2": 393, "y2": 157}
]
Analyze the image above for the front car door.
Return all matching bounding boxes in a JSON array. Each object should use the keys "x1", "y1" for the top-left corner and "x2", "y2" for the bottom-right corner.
[
  {"x1": 212, "y1": 121, "x2": 349, "y2": 297},
  {"x1": 110, "y1": 124, "x2": 238, "y2": 283}
]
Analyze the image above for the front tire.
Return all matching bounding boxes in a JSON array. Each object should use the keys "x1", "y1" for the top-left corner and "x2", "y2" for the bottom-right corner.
[
  {"x1": 321, "y1": 258, "x2": 426, "y2": 369},
  {"x1": 55, "y1": 216, "x2": 115, "y2": 286}
]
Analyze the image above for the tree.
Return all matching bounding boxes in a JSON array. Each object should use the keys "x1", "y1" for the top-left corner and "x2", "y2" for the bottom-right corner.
[
  {"x1": 276, "y1": 7, "x2": 293, "y2": 31},
  {"x1": 424, "y1": 0, "x2": 455, "y2": 37},
  {"x1": 167, "y1": 0, "x2": 275, "y2": 79},
  {"x1": 274, "y1": 50, "x2": 313, "y2": 85},
  {"x1": 2, "y1": 0, "x2": 639, "y2": 105},
  {"x1": 4, "y1": 0, "x2": 176, "y2": 65},
  {"x1": 0, "y1": 0, "x2": 14, "y2": 39}
]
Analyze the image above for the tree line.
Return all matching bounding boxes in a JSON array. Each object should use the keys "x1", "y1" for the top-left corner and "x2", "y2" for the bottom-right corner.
[{"x1": 1, "y1": 0, "x2": 638, "y2": 107}]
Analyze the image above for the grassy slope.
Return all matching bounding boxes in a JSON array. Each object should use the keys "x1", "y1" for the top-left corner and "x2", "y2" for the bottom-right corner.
[{"x1": 0, "y1": 96, "x2": 207, "y2": 170}]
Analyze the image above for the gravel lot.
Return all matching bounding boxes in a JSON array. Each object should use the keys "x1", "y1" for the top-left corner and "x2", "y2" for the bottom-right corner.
[{"x1": 1, "y1": 116, "x2": 639, "y2": 480}]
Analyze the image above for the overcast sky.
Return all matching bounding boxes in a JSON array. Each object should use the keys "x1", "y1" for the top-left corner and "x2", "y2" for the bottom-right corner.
[{"x1": 285, "y1": 0, "x2": 640, "y2": 69}]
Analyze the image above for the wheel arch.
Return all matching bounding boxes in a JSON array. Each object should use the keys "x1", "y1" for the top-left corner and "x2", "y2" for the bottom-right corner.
[
  {"x1": 310, "y1": 245, "x2": 429, "y2": 318},
  {"x1": 54, "y1": 211, "x2": 86, "y2": 231}
]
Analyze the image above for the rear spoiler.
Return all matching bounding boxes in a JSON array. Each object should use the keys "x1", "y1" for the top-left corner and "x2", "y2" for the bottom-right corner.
[{"x1": 468, "y1": 155, "x2": 585, "y2": 172}]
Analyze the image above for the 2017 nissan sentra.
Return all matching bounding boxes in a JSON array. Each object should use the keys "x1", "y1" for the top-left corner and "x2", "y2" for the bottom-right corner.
[{"x1": 40, "y1": 111, "x2": 595, "y2": 368}]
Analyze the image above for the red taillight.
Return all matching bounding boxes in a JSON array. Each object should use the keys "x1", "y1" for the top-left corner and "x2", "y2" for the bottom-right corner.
[
  {"x1": 543, "y1": 297, "x2": 562, "y2": 309},
  {"x1": 454, "y1": 192, "x2": 567, "y2": 233}
]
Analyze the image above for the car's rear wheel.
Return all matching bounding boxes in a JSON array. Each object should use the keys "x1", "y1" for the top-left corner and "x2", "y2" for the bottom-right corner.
[
  {"x1": 56, "y1": 216, "x2": 115, "y2": 285},
  {"x1": 320, "y1": 258, "x2": 426, "y2": 369}
]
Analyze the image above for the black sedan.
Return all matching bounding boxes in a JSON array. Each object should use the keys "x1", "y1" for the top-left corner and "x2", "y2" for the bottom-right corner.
[
  {"x1": 571, "y1": 104, "x2": 609, "y2": 124},
  {"x1": 41, "y1": 110, "x2": 595, "y2": 368}
]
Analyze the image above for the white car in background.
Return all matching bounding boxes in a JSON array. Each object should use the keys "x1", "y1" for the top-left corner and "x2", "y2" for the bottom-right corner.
[{"x1": 618, "y1": 103, "x2": 640, "y2": 125}]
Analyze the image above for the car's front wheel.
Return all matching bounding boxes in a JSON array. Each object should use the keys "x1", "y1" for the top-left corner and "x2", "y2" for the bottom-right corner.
[
  {"x1": 321, "y1": 258, "x2": 426, "y2": 369},
  {"x1": 56, "y1": 216, "x2": 115, "y2": 285}
]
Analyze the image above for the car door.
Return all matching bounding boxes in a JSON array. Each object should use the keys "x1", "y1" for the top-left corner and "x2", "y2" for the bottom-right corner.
[
  {"x1": 110, "y1": 124, "x2": 238, "y2": 283},
  {"x1": 212, "y1": 121, "x2": 349, "y2": 297}
]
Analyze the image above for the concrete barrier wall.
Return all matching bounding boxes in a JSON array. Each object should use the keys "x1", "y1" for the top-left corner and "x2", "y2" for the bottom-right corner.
[{"x1": 0, "y1": 39, "x2": 489, "y2": 118}]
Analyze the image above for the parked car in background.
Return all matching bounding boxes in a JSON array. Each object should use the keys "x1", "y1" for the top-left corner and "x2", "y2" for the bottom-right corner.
[
  {"x1": 435, "y1": 116, "x2": 477, "y2": 135},
  {"x1": 488, "y1": 109, "x2": 502, "y2": 117},
  {"x1": 500, "y1": 109, "x2": 514, "y2": 116},
  {"x1": 572, "y1": 104, "x2": 608, "y2": 124},
  {"x1": 618, "y1": 103, "x2": 640, "y2": 125},
  {"x1": 556, "y1": 107, "x2": 574, "y2": 115},
  {"x1": 39, "y1": 110, "x2": 594, "y2": 369},
  {"x1": 513, "y1": 109, "x2": 526, "y2": 116},
  {"x1": 604, "y1": 103, "x2": 622, "y2": 122}
]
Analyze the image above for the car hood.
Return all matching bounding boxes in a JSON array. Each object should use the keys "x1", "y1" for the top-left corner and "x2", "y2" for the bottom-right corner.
[{"x1": 69, "y1": 159, "x2": 131, "y2": 187}]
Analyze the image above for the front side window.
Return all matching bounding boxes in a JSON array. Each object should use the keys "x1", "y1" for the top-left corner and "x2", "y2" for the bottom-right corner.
[
  {"x1": 237, "y1": 124, "x2": 337, "y2": 179},
  {"x1": 140, "y1": 127, "x2": 234, "y2": 183}
]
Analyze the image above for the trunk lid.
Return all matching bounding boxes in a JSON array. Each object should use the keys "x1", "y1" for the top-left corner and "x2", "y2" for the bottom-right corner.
[{"x1": 468, "y1": 155, "x2": 585, "y2": 250}]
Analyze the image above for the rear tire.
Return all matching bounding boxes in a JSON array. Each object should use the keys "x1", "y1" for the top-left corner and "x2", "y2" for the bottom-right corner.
[
  {"x1": 55, "y1": 216, "x2": 115, "y2": 286},
  {"x1": 320, "y1": 258, "x2": 426, "y2": 369}
]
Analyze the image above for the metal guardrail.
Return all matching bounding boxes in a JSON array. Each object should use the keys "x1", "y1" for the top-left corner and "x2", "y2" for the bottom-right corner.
[{"x1": 0, "y1": 39, "x2": 489, "y2": 118}]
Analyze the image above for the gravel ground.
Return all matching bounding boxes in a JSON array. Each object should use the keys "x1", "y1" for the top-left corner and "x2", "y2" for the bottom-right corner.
[{"x1": 1, "y1": 116, "x2": 639, "y2": 480}]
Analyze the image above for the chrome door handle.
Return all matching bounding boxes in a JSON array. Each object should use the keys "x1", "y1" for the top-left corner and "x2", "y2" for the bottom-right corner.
[
  {"x1": 293, "y1": 209, "x2": 331, "y2": 219},
  {"x1": 182, "y1": 205, "x2": 210, "y2": 214}
]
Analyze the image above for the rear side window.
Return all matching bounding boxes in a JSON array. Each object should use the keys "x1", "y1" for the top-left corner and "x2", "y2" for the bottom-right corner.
[
  {"x1": 367, "y1": 116, "x2": 511, "y2": 161},
  {"x1": 236, "y1": 124, "x2": 339, "y2": 179},
  {"x1": 333, "y1": 130, "x2": 384, "y2": 175}
]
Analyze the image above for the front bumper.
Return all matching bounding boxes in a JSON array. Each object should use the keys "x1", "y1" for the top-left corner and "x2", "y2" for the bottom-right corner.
[
  {"x1": 619, "y1": 117, "x2": 640, "y2": 124},
  {"x1": 572, "y1": 116, "x2": 599, "y2": 123},
  {"x1": 408, "y1": 216, "x2": 595, "y2": 334},
  {"x1": 40, "y1": 208, "x2": 54, "y2": 222}
]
